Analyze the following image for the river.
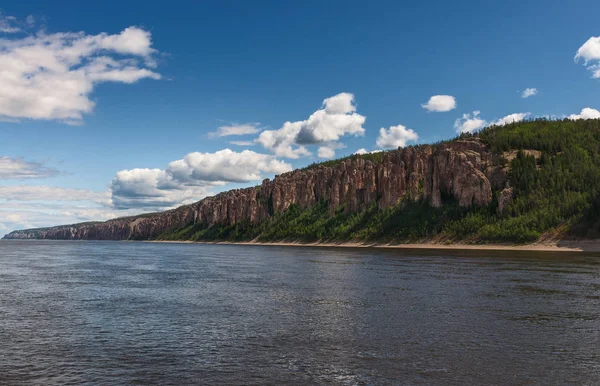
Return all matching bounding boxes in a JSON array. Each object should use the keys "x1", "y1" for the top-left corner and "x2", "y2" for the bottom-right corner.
[{"x1": 1, "y1": 240, "x2": 599, "y2": 384}]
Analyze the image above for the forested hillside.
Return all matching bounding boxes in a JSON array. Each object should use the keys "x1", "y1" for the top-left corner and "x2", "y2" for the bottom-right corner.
[{"x1": 158, "y1": 119, "x2": 600, "y2": 244}]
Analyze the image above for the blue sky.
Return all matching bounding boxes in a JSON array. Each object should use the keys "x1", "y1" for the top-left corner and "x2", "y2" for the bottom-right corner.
[{"x1": 1, "y1": 0, "x2": 600, "y2": 235}]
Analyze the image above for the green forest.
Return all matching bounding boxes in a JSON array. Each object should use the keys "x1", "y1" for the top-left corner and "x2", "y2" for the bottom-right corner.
[{"x1": 158, "y1": 118, "x2": 600, "y2": 244}]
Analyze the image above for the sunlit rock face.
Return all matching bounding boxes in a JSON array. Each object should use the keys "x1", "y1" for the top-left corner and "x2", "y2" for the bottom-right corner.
[{"x1": 4, "y1": 139, "x2": 506, "y2": 240}]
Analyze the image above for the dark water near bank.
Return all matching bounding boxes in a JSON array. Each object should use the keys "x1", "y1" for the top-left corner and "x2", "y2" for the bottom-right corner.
[{"x1": 1, "y1": 241, "x2": 600, "y2": 385}]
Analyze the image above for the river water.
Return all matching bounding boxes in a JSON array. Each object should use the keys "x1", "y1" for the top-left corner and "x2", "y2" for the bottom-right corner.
[{"x1": 1, "y1": 240, "x2": 599, "y2": 385}]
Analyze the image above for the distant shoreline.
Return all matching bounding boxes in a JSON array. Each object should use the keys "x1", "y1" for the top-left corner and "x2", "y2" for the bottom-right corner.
[{"x1": 146, "y1": 239, "x2": 600, "y2": 252}]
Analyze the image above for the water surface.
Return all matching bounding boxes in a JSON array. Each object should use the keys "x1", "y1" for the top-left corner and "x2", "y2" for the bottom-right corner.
[{"x1": 1, "y1": 240, "x2": 600, "y2": 384}]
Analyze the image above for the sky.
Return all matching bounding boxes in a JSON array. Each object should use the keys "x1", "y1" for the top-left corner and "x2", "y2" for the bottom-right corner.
[{"x1": 1, "y1": 0, "x2": 600, "y2": 236}]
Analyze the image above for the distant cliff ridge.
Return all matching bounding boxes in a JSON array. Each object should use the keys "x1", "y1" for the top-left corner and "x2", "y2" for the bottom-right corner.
[{"x1": 3, "y1": 138, "x2": 507, "y2": 241}]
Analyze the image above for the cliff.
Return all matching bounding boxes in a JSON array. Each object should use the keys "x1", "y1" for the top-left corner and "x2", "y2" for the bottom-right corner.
[{"x1": 3, "y1": 138, "x2": 507, "y2": 241}]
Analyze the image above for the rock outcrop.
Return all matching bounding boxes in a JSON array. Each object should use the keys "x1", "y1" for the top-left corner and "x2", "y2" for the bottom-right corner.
[
  {"x1": 3, "y1": 139, "x2": 507, "y2": 241},
  {"x1": 497, "y1": 187, "x2": 514, "y2": 214}
]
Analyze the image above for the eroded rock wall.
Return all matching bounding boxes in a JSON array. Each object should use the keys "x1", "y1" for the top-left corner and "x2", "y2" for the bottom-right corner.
[{"x1": 4, "y1": 139, "x2": 506, "y2": 240}]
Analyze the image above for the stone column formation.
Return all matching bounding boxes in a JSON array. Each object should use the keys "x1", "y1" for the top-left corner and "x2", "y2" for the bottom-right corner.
[{"x1": 5, "y1": 139, "x2": 508, "y2": 240}]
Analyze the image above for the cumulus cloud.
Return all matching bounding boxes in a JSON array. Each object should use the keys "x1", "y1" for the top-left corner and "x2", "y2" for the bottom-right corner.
[
  {"x1": 521, "y1": 88, "x2": 537, "y2": 98},
  {"x1": 455, "y1": 111, "x2": 531, "y2": 133},
  {"x1": 256, "y1": 93, "x2": 366, "y2": 158},
  {"x1": 166, "y1": 149, "x2": 291, "y2": 183},
  {"x1": 575, "y1": 36, "x2": 600, "y2": 78},
  {"x1": 568, "y1": 107, "x2": 600, "y2": 120},
  {"x1": 376, "y1": 124, "x2": 419, "y2": 149},
  {"x1": 575, "y1": 36, "x2": 600, "y2": 63},
  {"x1": 454, "y1": 111, "x2": 487, "y2": 133},
  {"x1": 317, "y1": 146, "x2": 336, "y2": 159},
  {"x1": 0, "y1": 156, "x2": 60, "y2": 179},
  {"x1": 0, "y1": 24, "x2": 160, "y2": 123},
  {"x1": 109, "y1": 168, "x2": 211, "y2": 210},
  {"x1": 210, "y1": 123, "x2": 261, "y2": 137},
  {"x1": 255, "y1": 122, "x2": 311, "y2": 158},
  {"x1": 354, "y1": 148, "x2": 383, "y2": 155},
  {"x1": 316, "y1": 142, "x2": 345, "y2": 159},
  {"x1": 293, "y1": 93, "x2": 365, "y2": 143},
  {"x1": 322, "y1": 92, "x2": 356, "y2": 114},
  {"x1": 110, "y1": 149, "x2": 292, "y2": 209},
  {"x1": 492, "y1": 112, "x2": 530, "y2": 126},
  {"x1": 421, "y1": 95, "x2": 456, "y2": 112}
]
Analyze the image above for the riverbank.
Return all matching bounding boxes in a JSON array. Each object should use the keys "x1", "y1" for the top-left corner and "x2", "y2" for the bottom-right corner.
[
  {"x1": 148, "y1": 239, "x2": 600, "y2": 252},
  {"x1": 6, "y1": 237, "x2": 599, "y2": 252}
]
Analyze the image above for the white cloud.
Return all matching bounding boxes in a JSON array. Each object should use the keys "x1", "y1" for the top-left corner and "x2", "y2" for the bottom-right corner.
[
  {"x1": 454, "y1": 111, "x2": 487, "y2": 133},
  {"x1": 376, "y1": 124, "x2": 419, "y2": 149},
  {"x1": 575, "y1": 36, "x2": 600, "y2": 63},
  {"x1": 255, "y1": 122, "x2": 311, "y2": 158},
  {"x1": 322, "y1": 92, "x2": 356, "y2": 114},
  {"x1": 0, "y1": 12, "x2": 24, "y2": 33},
  {"x1": 109, "y1": 168, "x2": 211, "y2": 210},
  {"x1": 0, "y1": 156, "x2": 60, "y2": 179},
  {"x1": 492, "y1": 112, "x2": 530, "y2": 126},
  {"x1": 316, "y1": 142, "x2": 345, "y2": 159},
  {"x1": 229, "y1": 140, "x2": 255, "y2": 146},
  {"x1": 521, "y1": 88, "x2": 537, "y2": 98},
  {"x1": 317, "y1": 146, "x2": 336, "y2": 159},
  {"x1": 589, "y1": 64, "x2": 600, "y2": 79},
  {"x1": 568, "y1": 107, "x2": 600, "y2": 120},
  {"x1": 455, "y1": 111, "x2": 530, "y2": 132},
  {"x1": 421, "y1": 95, "x2": 456, "y2": 112},
  {"x1": 575, "y1": 36, "x2": 600, "y2": 78},
  {"x1": 0, "y1": 25, "x2": 160, "y2": 123},
  {"x1": 210, "y1": 123, "x2": 261, "y2": 137},
  {"x1": 110, "y1": 149, "x2": 292, "y2": 209},
  {"x1": 354, "y1": 148, "x2": 383, "y2": 155},
  {"x1": 295, "y1": 93, "x2": 365, "y2": 143},
  {"x1": 95, "y1": 27, "x2": 156, "y2": 57},
  {"x1": 166, "y1": 149, "x2": 291, "y2": 183},
  {"x1": 0, "y1": 202, "x2": 121, "y2": 218},
  {"x1": 0, "y1": 185, "x2": 108, "y2": 204},
  {"x1": 256, "y1": 93, "x2": 366, "y2": 158}
]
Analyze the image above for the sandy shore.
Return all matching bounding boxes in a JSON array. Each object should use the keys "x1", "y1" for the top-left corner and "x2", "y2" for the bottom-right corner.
[{"x1": 148, "y1": 239, "x2": 600, "y2": 252}]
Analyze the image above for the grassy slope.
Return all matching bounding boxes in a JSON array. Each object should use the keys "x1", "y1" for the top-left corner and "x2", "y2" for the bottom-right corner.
[{"x1": 158, "y1": 119, "x2": 600, "y2": 244}]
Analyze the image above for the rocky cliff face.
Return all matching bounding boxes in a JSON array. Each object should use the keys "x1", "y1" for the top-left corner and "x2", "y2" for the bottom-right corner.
[{"x1": 3, "y1": 139, "x2": 507, "y2": 241}]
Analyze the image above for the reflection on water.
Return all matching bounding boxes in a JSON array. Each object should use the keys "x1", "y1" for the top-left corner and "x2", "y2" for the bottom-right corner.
[{"x1": 1, "y1": 240, "x2": 600, "y2": 384}]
